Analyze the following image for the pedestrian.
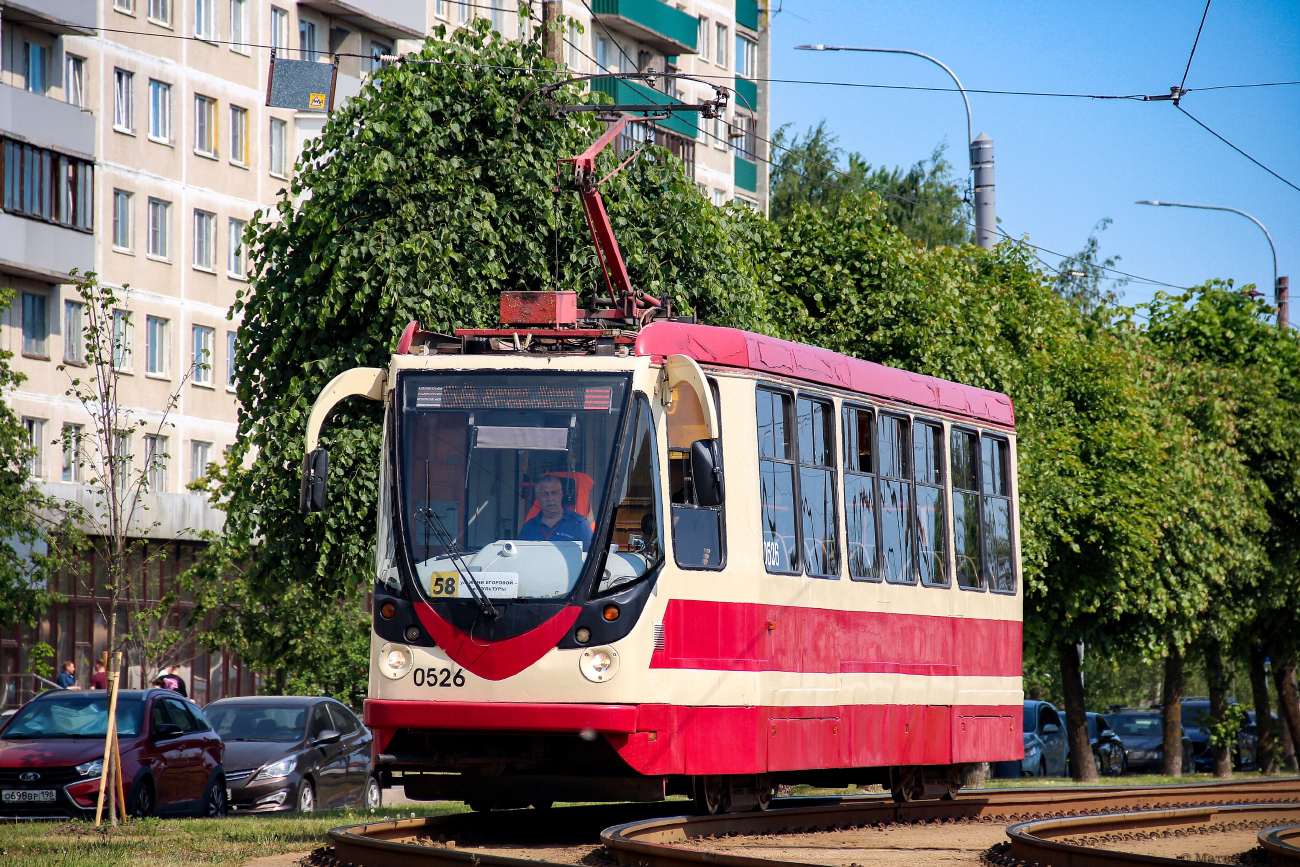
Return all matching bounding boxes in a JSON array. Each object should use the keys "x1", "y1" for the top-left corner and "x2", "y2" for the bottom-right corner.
[
  {"x1": 56, "y1": 661, "x2": 80, "y2": 689},
  {"x1": 153, "y1": 664, "x2": 188, "y2": 696},
  {"x1": 89, "y1": 659, "x2": 107, "y2": 690}
]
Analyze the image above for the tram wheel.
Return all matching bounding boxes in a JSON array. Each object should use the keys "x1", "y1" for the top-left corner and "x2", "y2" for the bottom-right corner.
[{"x1": 694, "y1": 776, "x2": 730, "y2": 815}]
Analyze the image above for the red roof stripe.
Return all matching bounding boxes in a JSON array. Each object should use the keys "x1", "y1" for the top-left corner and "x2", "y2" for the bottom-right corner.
[{"x1": 634, "y1": 322, "x2": 1015, "y2": 428}]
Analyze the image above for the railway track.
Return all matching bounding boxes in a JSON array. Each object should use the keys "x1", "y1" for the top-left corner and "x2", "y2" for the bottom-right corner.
[{"x1": 310, "y1": 777, "x2": 1300, "y2": 867}]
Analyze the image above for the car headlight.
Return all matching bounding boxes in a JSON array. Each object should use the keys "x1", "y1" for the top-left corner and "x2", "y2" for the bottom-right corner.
[
  {"x1": 378, "y1": 642, "x2": 412, "y2": 680},
  {"x1": 253, "y1": 756, "x2": 297, "y2": 782},
  {"x1": 579, "y1": 646, "x2": 619, "y2": 683},
  {"x1": 75, "y1": 759, "x2": 103, "y2": 777}
]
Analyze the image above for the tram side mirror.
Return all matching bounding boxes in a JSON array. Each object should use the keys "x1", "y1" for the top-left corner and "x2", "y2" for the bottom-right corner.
[
  {"x1": 300, "y1": 448, "x2": 329, "y2": 513},
  {"x1": 690, "y1": 439, "x2": 724, "y2": 507}
]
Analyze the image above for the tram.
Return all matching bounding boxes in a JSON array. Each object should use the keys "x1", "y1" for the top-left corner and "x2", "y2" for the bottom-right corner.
[
  {"x1": 298, "y1": 114, "x2": 1022, "y2": 813},
  {"x1": 301, "y1": 306, "x2": 1023, "y2": 811}
]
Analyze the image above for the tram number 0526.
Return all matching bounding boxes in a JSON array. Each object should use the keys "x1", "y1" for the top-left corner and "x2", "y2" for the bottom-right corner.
[{"x1": 413, "y1": 667, "x2": 466, "y2": 688}]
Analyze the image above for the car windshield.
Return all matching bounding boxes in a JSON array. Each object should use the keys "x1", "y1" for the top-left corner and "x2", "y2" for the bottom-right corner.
[
  {"x1": 1109, "y1": 713, "x2": 1162, "y2": 737},
  {"x1": 206, "y1": 704, "x2": 306, "y2": 742},
  {"x1": 400, "y1": 371, "x2": 631, "y2": 603},
  {"x1": 3, "y1": 694, "x2": 144, "y2": 738},
  {"x1": 1182, "y1": 704, "x2": 1210, "y2": 726},
  {"x1": 1023, "y1": 706, "x2": 1035, "y2": 733}
]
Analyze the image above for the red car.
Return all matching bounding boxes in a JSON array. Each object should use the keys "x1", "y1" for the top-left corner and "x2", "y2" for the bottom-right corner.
[{"x1": 0, "y1": 688, "x2": 226, "y2": 819}]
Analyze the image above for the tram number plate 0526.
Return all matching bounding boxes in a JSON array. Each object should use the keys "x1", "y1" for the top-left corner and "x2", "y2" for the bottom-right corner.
[
  {"x1": 412, "y1": 666, "x2": 466, "y2": 688},
  {"x1": 2, "y1": 789, "x2": 56, "y2": 803}
]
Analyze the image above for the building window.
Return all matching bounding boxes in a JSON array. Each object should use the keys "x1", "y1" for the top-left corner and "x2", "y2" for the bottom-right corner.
[
  {"x1": 147, "y1": 198, "x2": 171, "y2": 258},
  {"x1": 65, "y1": 55, "x2": 86, "y2": 107},
  {"x1": 113, "y1": 69, "x2": 135, "y2": 132},
  {"x1": 228, "y1": 106, "x2": 248, "y2": 164},
  {"x1": 914, "y1": 421, "x2": 948, "y2": 587},
  {"x1": 64, "y1": 300, "x2": 85, "y2": 364},
  {"x1": 144, "y1": 434, "x2": 168, "y2": 491},
  {"x1": 191, "y1": 440, "x2": 213, "y2": 483},
  {"x1": 365, "y1": 40, "x2": 392, "y2": 73},
  {"x1": 797, "y1": 397, "x2": 838, "y2": 578},
  {"x1": 227, "y1": 218, "x2": 247, "y2": 276},
  {"x1": 982, "y1": 435, "x2": 1015, "y2": 592},
  {"x1": 435, "y1": 0, "x2": 447, "y2": 19},
  {"x1": 112, "y1": 309, "x2": 133, "y2": 371},
  {"x1": 113, "y1": 432, "x2": 133, "y2": 491},
  {"x1": 193, "y1": 209, "x2": 216, "y2": 270},
  {"x1": 148, "y1": 0, "x2": 171, "y2": 24},
  {"x1": 269, "y1": 117, "x2": 287, "y2": 177},
  {"x1": 62, "y1": 423, "x2": 84, "y2": 483},
  {"x1": 736, "y1": 34, "x2": 757, "y2": 80},
  {"x1": 697, "y1": 17, "x2": 709, "y2": 61},
  {"x1": 458, "y1": 0, "x2": 469, "y2": 23},
  {"x1": 299, "y1": 19, "x2": 318, "y2": 60},
  {"x1": 715, "y1": 23, "x2": 728, "y2": 67},
  {"x1": 733, "y1": 114, "x2": 757, "y2": 159},
  {"x1": 149, "y1": 80, "x2": 172, "y2": 142},
  {"x1": 25, "y1": 43, "x2": 48, "y2": 94},
  {"x1": 757, "y1": 388, "x2": 798, "y2": 573},
  {"x1": 1, "y1": 139, "x2": 94, "y2": 229},
  {"x1": 146, "y1": 315, "x2": 169, "y2": 376},
  {"x1": 566, "y1": 21, "x2": 580, "y2": 69},
  {"x1": 22, "y1": 419, "x2": 44, "y2": 479},
  {"x1": 21, "y1": 292, "x2": 47, "y2": 357},
  {"x1": 112, "y1": 190, "x2": 133, "y2": 251},
  {"x1": 490, "y1": 4, "x2": 504, "y2": 33},
  {"x1": 115, "y1": 0, "x2": 136, "y2": 12},
  {"x1": 194, "y1": 95, "x2": 217, "y2": 156},
  {"x1": 195, "y1": 0, "x2": 217, "y2": 40},
  {"x1": 193, "y1": 325, "x2": 214, "y2": 384},
  {"x1": 878, "y1": 414, "x2": 913, "y2": 584},
  {"x1": 229, "y1": 0, "x2": 249, "y2": 52},
  {"x1": 712, "y1": 188, "x2": 725, "y2": 206},
  {"x1": 270, "y1": 6, "x2": 289, "y2": 49},
  {"x1": 226, "y1": 330, "x2": 237, "y2": 388}
]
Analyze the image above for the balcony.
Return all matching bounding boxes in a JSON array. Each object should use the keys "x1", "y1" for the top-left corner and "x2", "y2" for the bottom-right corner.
[
  {"x1": 0, "y1": 0, "x2": 96, "y2": 35},
  {"x1": 734, "y1": 76, "x2": 758, "y2": 112},
  {"x1": 591, "y1": 0, "x2": 698, "y2": 56},
  {"x1": 734, "y1": 155, "x2": 757, "y2": 192},
  {"x1": 0, "y1": 83, "x2": 94, "y2": 157},
  {"x1": 297, "y1": 0, "x2": 425, "y2": 40},
  {"x1": 736, "y1": 0, "x2": 759, "y2": 32},
  {"x1": 591, "y1": 77, "x2": 697, "y2": 139},
  {"x1": 0, "y1": 213, "x2": 93, "y2": 283}
]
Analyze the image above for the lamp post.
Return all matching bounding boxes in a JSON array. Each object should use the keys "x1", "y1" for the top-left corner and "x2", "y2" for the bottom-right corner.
[
  {"x1": 1135, "y1": 200, "x2": 1286, "y2": 327},
  {"x1": 794, "y1": 43, "x2": 995, "y2": 249}
]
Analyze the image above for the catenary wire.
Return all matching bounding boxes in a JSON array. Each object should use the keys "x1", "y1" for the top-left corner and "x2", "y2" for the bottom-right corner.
[
  {"x1": 1175, "y1": 105, "x2": 1300, "y2": 194},
  {"x1": 1180, "y1": 0, "x2": 1213, "y2": 91}
]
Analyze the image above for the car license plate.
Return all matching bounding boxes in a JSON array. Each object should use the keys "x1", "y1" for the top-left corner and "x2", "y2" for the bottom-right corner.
[{"x1": 2, "y1": 789, "x2": 56, "y2": 803}]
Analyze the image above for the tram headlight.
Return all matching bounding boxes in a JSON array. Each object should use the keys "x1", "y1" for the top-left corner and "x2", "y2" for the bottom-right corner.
[
  {"x1": 378, "y1": 642, "x2": 413, "y2": 680},
  {"x1": 579, "y1": 646, "x2": 619, "y2": 683}
]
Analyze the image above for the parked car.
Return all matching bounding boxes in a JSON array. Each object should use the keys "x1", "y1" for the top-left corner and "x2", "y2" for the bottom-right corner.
[
  {"x1": 1107, "y1": 709, "x2": 1194, "y2": 773},
  {"x1": 1182, "y1": 699, "x2": 1256, "y2": 771},
  {"x1": 0, "y1": 688, "x2": 225, "y2": 819},
  {"x1": 1086, "y1": 712, "x2": 1126, "y2": 776},
  {"x1": 204, "y1": 696, "x2": 376, "y2": 813},
  {"x1": 992, "y1": 700, "x2": 1069, "y2": 778}
]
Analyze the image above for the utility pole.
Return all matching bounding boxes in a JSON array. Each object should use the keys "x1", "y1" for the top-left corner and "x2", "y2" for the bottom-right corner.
[
  {"x1": 1279, "y1": 276, "x2": 1290, "y2": 330},
  {"x1": 542, "y1": 0, "x2": 563, "y2": 67}
]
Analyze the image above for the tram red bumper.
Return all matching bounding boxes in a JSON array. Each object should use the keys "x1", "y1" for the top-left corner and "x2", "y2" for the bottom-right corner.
[{"x1": 364, "y1": 700, "x2": 638, "y2": 756}]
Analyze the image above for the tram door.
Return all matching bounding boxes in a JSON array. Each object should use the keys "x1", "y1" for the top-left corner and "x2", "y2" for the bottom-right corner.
[{"x1": 662, "y1": 377, "x2": 723, "y2": 570}]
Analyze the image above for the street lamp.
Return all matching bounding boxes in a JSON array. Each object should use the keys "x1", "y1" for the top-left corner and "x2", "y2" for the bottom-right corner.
[
  {"x1": 795, "y1": 43, "x2": 996, "y2": 249},
  {"x1": 1135, "y1": 200, "x2": 1285, "y2": 326}
]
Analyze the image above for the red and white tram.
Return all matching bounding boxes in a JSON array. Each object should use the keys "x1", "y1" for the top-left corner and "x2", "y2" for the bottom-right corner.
[{"x1": 302, "y1": 312, "x2": 1024, "y2": 811}]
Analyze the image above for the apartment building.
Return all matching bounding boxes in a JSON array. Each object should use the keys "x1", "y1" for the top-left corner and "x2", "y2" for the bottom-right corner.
[{"x1": 0, "y1": 0, "x2": 768, "y2": 703}]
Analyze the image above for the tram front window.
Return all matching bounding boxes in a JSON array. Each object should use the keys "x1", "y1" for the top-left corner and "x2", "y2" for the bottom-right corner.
[{"x1": 399, "y1": 372, "x2": 631, "y2": 603}]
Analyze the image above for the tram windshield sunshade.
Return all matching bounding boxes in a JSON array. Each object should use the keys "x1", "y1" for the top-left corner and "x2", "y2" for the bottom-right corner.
[{"x1": 473, "y1": 426, "x2": 569, "y2": 451}]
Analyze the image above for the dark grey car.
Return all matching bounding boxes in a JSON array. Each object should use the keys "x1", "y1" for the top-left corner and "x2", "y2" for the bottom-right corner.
[
  {"x1": 1107, "y1": 710, "x2": 1194, "y2": 774},
  {"x1": 204, "y1": 696, "x2": 376, "y2": 813}
]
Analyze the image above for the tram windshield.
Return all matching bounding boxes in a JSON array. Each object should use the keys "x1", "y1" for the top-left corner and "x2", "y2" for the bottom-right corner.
[{"x1": 399, "y1": 371, "x2": 632, "y2": 603}]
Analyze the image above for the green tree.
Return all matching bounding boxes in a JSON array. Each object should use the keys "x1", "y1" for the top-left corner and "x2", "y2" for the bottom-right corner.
[
  {"x1": 768, "y1": 121, "x2": 972, "y2": 247},
  {"x1": 193, "y1": 21, "x2": 770, "y2": 702}
]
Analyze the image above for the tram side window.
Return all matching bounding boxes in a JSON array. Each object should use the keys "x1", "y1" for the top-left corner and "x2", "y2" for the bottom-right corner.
[
  {"x1": 878, "y1": 414, "x2": 914, "y2": 584},
  {"x1": 667, "y1": 383, "x2": 724, "y2": 570},
  {"x1": 797, "y1": 397, "x2": 839, "y2": 578},
  {"x1": 982, "y1": 435, "x2": 1015, "y2": 592},
  {"x1": 914, "y1": 422, "x2": 949, "y2": 587},
  {"x1": 757, "y1": 388, "x2": 798, "y2": 573},
  {"x1": 842, "y1": 406, "x2": 879, "y2": 581},
  {"x1": 950, "y1": 428, "x2": 982, "y2": 589}
]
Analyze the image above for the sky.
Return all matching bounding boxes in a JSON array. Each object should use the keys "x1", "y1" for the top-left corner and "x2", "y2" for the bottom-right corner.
[{"x1": 767, "y1": 0, "x2": 1300, "y2": 319}]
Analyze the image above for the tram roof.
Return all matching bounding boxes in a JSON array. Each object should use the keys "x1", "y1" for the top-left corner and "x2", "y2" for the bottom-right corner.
[{"x1": 634, "y1": 322, "x2": 1015, "y2": 428}]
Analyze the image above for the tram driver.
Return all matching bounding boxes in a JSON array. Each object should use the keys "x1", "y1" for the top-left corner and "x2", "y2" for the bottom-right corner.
[{"x1": 519, "y1": 474, "x2": 594, "y2": 550}]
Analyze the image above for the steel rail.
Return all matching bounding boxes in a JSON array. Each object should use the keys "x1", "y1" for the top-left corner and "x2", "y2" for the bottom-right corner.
[
  {"x1": 998, "y1": 803, "x2": 1300, "y2": 867},
  {"x1": 315, "y1": 778, "x2": 1300, "y2": 867},
  {"x1": 1260, "y1": 822, "x2": 1300, "y2": 864}
]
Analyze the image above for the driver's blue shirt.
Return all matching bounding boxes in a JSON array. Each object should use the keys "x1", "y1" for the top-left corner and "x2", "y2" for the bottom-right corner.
[{"x1": 519, "y1": 508, "x2": 593, "y2": 549}]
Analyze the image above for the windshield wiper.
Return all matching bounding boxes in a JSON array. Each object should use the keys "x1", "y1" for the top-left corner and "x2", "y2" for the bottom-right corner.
[{"x1": 421, "y1": 461, "x2": 498, "y2": 618}]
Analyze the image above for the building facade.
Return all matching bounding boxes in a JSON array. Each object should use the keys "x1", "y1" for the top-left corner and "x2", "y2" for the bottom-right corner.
[{"x1": 0, "y1": 0, "x2": 768, "y2": 706}]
